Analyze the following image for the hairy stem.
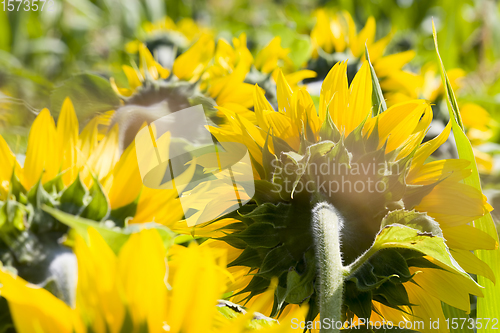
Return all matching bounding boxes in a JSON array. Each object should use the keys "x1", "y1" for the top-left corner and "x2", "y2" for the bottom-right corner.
[{"x1": 312, "y1": 202, "x2": 346, "y2": 333}]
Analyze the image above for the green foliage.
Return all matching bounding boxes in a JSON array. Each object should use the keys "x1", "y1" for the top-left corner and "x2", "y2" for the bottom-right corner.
[{"x1": 433, "y1": 22, "x2": 500, "y2": 332}]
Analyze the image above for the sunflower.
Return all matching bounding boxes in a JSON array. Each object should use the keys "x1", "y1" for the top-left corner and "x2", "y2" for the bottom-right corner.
[
  {"x1": 0, "y1": 98, "x2": 194, "y2": 297},
  {"x1": 125, "y1": 17, "x2": 209, "y2": 55},
  {"x1": 111, "y1": 35, "x2": 214, "y2": 99},
  {"x1": 0, "y1": 225, "x2": 307, "y2": 332},
  {"x1": 252, "y1": 36, "x2": 317, "y2": 91},
  {"x1": 192, "y1": 61, "x2": 497, "y2": 331},
  {"x1": 202, "y1": 33, "x2": 316, "y2": 118},
  {"x1": 308, "y1": 9, "x2": 414, "y2": 96}
]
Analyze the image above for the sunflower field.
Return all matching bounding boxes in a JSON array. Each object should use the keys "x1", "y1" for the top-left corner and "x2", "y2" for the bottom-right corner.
[{"x1": 0, "y1": 0, "x2": 500, "y2": 332}]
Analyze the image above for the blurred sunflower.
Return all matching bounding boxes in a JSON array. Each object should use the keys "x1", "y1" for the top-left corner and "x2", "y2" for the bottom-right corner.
[
  {"x1": 110, "y1": 33, "x2": 316, "y2": 148},
  {"x1": 252, "y1": 36, "x2": 317, "y2": 91},
  {"x1": 382, "y1": 62, "x2": 497, "y2": 172},
  {"x1": 125, "y1": 17, "x2": 209, "y2": 55},
  {"x1": 110, "y1": 36, "x2": 238, "y2": 149},
  {"x1": 191, "y1": 61, "x2": 497, "y2": 331},
  {"x1": 0, "y1": 226, "x2": 307, "y2": 332},
  {"x1": 0, "y1": 98, "x2": 194, "y2": 294},
  {"x1": 201, "y1": 34, "x2": 316, "y2": 114},
  {"x1": 308, "y1": 9, "x2": 414, "y2": 95},
  {"x1": 201, "y1": 33, "x2": 255, "y2": 118}
]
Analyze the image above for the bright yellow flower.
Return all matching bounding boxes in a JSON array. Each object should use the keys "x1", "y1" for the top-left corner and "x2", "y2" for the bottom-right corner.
[
  {"x1": 203, "y1": 34, "x2": 255, "y2": 114},
  {"x1": 196, "y1": 61, "x2": 497, "y2": 331},
  {"x1": 254, "y1": 36, "x2": 316, "y2": 89},
  {"x1": 310, "y1": 9, "x2": 414, "y2": 89},
  {"x1": 382, "y1": 63, "x2": 496, "y2": 172},
  {"x1": 125, "y1": 17, "x2": 210, "y2": 54},
  {"x1": 0, "y1": 226, "x2": 306, "y2": 332},
  {"x1": 0, "y1": 98, "x2": 191, "y2": 228},
  {"x1": 112, "y1": 35, "x2": 214, "y2": 98}
]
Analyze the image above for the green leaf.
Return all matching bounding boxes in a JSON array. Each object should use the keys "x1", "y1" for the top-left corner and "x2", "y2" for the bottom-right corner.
[
  {"x1": 433, "y1": 22, "x2": 500, "y2": 331},
  {"x1": 50, "y1": 74, "x2": 121, "y2": 121},
  {"x1": 365, "y1": 44, "x2": 387, "y2": 115},
  {"x1": 43, "y1": 206, "x2": 174, "y2": 254},
  {"x1": 0, "y1": 10, "x2": 10, "y2": 52},
  {"x1": 372, "y1": 225, "x2": 463, "y2": 275},
  {"x1": 380, "y1": 210, "x2": 443, "y2": 238}
]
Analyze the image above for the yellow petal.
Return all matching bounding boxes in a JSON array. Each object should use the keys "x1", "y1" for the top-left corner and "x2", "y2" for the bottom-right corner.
[
  {"x1": 450, "y1": 248, "x2": 496, "y2": 283},
  {"x1": 78, "y1": 116, "x2": 99, "y2": 162},
  {"x1": 23, "y1": 108, "x2": 59, "y2": 189},
  {"x1": 57, "y1": 98, "x2": 79, "y2": 187},
  {"x1": 407, "y1": 159, "x2": 470, "y2": 185},
  {"x1": 460, "y1": 103, "x2": 491, "y2": 131},
  {"x1": 276, "y1": 70, "x2": 294, "y2": 119},
  {"x1": 374, "y1": 50, "x2": 415, "y2": 78},
  {"x1": 0, "y1": 135, "x2": 21, "y2": 198},
  {"x1": 284, "y1": 70, "x2": 317, "y2": 88},
  {"x1": 122, "y1": 65, "x2": 142, "y2": 91},
  {"x1": 442, "y1": 224, "x2": 498, "y2": 251},
  {"x1": 75, "y1": 228, "x2": 124, "y2": 333},
  {"x1": 0, "y1": 267, "x2": 80, "y2": 333},
  {"x1": 365, "y1": 32, "x2": 392, "y2": 63},
  {"x1": 409, "y1": 121, "x2": 452, "y2": 175},
  {"x1": 82, "y1": 124, "x2": 120, "y2": 186},
  {"x1": 167, "y1": 244, "x2": 225, "y2": 333},
  {"x1": 344, "y1": 62, "x2": 372, "y2": 135},
  {"x1": 253, "y1": 84, "x2": 274, "y2": 131},
  {"x1": 364, "y1": 100, "x2": 429, "y2": 153},
  {"x1": 118, "y1": 228, "x2": 167, "y2": 332},
  {"x1": 404, "y1": 282, "x2": 448, "y2": 333},
  {"x1": 416, "y1": 180, "x2": 486, "y2": 226},
  {"x1": 107, "y1": 140, "x2": 143, "y2": 209},
  {"x1": 311, "y1": 9, "x2": 335, "y2": 54},
  {"x1": 319, "y1": 60, "x2": 348, "y2": 123},
  {"x1": 353, "y1": 16, "x2": 376, "y2": 58},
  {"x1": 173, "y1": 34, "x2": 215, "y2": 82},
  {"x1": 409, "y1": 267, "x2": 482, "y2": 313}
]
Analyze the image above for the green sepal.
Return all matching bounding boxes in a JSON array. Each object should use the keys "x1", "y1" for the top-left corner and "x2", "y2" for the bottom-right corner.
[
  {"x1": 81, "y1": 177, "x2": 110, "y2": 222},
  {"x1": 344, "y1": 280, "x2": 373, "y2": 320},
  {"x1": 365, "y1": 44, "x2": 387, "y2": 116},
  {"x1": 8, "y1": 171, "x2": 26, "y2": 201},
  {"x1": 319, "y1": 108, "x2": 341, "y2": 143},
  {"x1": 109, "y1": 198, "x2": 139, "y2": 228},
  {"x1": 262, "y1": 131, "x2": 278, "y2": 181},
  {"x1": 44, "y1": 206, "x2": 174, "y2": 254},
  {"x1": 234, "y1": 222, "x2": 280, "y2": 249},
  {"x1": 228, "y1": 246, "x2": 264, "y2": 269},
  {"x1": 257, "y1": 244, "x2": 295, "y2": 279},
  {"x1": 59, "y1": 175, "x2": 88, "y2": 216},
  {"x1": 26, "y1": 178, "x2": 60, "y2": 233}
]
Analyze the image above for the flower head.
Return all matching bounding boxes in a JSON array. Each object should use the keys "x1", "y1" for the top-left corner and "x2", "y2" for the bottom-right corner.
[
  {"x1": 198, "y1": 61, "x2": 497, "y2": 329},
  {"x1": 0, "y1": 226, "x2": 306, "y2": 332}
]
